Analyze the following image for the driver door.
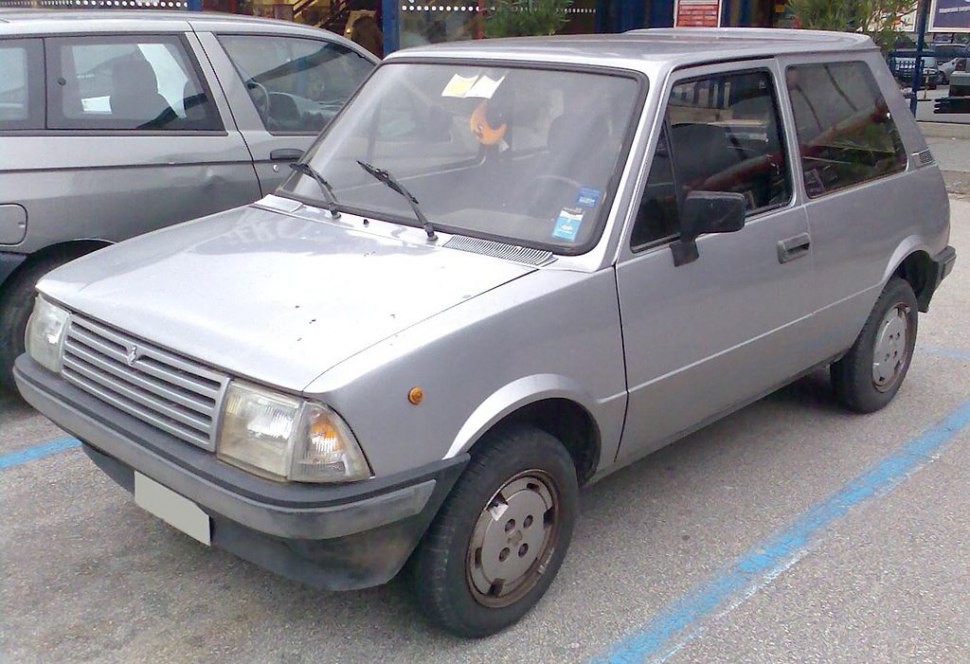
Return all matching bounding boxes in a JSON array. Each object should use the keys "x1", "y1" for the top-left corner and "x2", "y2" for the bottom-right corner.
[
  {"x1": 615, "y1": 61, "x2": 820, "y2": 464},
  {"x1": 197, "y1": 31, "x2": 375, "y2": 195}
]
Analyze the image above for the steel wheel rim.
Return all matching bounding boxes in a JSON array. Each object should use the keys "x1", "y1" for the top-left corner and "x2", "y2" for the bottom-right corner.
[
  {"x1": 466, "y1": 470, "x2": 560, "y2": 608},
  {"x1": 872, "y1": 303, "x2": 910, "y2": 392}
]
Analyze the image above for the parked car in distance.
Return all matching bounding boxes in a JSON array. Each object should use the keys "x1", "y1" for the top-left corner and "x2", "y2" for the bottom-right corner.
[
  {"x1": 889, "y1": 48, "x2": 941, "y2": 88},
  {"x1": 940, "y1": 56, "x2": 967, "y2": 84},
  {"x1": 0, "y1": 10, "x2": 378, "y2": 390},
  {"x1": 16, "y1": 28, "x2": 955, "y2": 637}
]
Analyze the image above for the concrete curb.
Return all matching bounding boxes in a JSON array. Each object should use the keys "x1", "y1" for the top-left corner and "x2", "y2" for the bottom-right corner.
[{"x1": 918, "y1": 121, "x2": 970, "y2": 139}]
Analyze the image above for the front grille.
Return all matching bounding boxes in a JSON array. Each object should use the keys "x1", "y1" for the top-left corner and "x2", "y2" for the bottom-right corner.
[{"x1": 62, "y1": 316, "x2": 229, "y2": 451}]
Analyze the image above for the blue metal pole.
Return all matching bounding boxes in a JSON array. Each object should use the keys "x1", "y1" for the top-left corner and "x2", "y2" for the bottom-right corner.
[
  {"x1": 910, "y1": 0, "x2": 931, "y2": 114},
  {"x1": 383, "y1": 0, "x2": 399, "y2": 55},
  {"x1": 649, "y1": 0, "x2": 674, "y2": 28}
]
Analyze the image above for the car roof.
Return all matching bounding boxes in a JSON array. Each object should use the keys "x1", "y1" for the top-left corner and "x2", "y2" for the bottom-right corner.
[
  {"x1": 389, "y1": 28, "x2": 875, "y2": 74},
  {"x1": 0, "y1": 9, "x2": 379, "y2": 61}
]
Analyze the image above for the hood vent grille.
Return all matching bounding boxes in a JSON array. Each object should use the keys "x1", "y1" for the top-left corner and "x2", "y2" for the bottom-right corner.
[
  {"x1": 913, "y1": 149, "x2": 935, "y2": 167},
  {"x1": 443, "y1": 236, "x2": 556, "y2": 266}
]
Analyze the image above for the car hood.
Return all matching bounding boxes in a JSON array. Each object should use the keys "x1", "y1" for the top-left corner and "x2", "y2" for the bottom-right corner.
[{"x1": 40, "y1": 204, "x2": 536, "y2": 391}]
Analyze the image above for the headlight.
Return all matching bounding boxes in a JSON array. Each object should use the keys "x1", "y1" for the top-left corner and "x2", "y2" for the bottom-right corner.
[
  {"x1": 25, "y1": 295, "x2": 70, "y2": 373},
  {"x1": 217, "y1": 381, "x2": 371, "y2": 483}
]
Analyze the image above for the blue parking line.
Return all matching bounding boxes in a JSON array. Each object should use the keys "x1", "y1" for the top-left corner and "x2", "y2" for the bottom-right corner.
[
  {"x1": 0, "y1": 438, "x2": 81, "y2": 470},
  {"x1": 593, "y1": 397, "x2": 970, "y2": 664},
  {"x1": 918, "y1": 344, "x2": 970, "y2": 362}
]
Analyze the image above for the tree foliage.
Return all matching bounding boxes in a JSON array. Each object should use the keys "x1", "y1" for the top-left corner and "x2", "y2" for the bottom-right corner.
[
  {"x1": 483, "y1": 0, "x2": 574, "y2": 38},
  {"x1": 789, "y1": 0, "x2": 918, "y2": 53}
]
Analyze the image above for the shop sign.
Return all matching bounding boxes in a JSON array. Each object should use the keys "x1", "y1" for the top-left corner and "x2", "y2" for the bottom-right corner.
[
  {"x1": 930, "y1": 0, "x2": 970, "y2": 32},
  {"x1": 674, "y1": 0, "x2": 722, "y2": 27}
]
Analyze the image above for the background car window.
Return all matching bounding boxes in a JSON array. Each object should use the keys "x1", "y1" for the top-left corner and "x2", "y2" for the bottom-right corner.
[
  {"x1": 787, "y1": 62, "x2": 907, "y2": 197},
  {"x1": 48, "y1": 35, "x2": 221, "y2": 131},
  {"x1": 0, "y1": 39, "x2": 43, "y2": 130},
  {"x1": 631, "y1": 69, "x2": 792, "y2": 251},
  {"x1": 219, "y1": 35, "x2": 373, "y2": 134}
]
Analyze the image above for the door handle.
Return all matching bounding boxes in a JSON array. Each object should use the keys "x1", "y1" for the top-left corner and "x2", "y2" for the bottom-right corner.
[
  {"x1": 270, "y1": 148, "x2": 303, "y2": 162},
  {"x1": 777, "y1": 233, "x2": 811, "y2": 264}
]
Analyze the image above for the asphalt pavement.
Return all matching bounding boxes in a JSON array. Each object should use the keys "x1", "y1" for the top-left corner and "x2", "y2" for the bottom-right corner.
[{"x1": 1, "y1": 199, "x2": 968, "y2": 663}]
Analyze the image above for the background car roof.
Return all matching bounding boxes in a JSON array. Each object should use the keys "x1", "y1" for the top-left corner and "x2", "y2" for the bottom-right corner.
[{"x1": 0, "y1": 8, "x2": 374, "y2": 57}]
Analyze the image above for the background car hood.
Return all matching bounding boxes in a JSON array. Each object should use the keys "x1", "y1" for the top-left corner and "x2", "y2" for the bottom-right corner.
[{"x1": 40, "y1": 205, "x2": 535, "y2": 391}]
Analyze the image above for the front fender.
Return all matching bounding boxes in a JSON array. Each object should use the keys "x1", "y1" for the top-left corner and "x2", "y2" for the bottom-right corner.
[{"x1": 443, "y1": 373, "x2": 622, "y2": 463}]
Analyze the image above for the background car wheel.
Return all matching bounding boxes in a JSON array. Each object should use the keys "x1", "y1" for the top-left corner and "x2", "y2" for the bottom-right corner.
[
  {"x1": 0, "y1": 254, "x2": 78, "y2": 393},
  {"x1": 410, "y1": 424, "x2": 578, "y2": 637},
  {"x1": 830, "y1": 277, "x2": 918, "y2": 413}
]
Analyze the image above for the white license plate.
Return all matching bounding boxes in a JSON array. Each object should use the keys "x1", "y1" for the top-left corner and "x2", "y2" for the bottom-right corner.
[{"x1": 134, "y1": 472, "x2": 211, "y2": 546}]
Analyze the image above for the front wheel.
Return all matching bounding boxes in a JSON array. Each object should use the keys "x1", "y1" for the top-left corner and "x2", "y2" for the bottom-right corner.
[
  {"x1": 410, "y1": 425, "x2": 578, "y2": 637},
  {"x1": 831, "y1": 277, "x2": 918, "y2": 413}
]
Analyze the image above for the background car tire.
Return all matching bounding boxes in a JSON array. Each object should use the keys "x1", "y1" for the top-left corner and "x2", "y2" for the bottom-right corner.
[
  {"x1": 0, "y1": 254, "x2": 76, "y2": 393},
  {"x1": 830, "y1": 277, "x2": 918, "y2": 413},
  {"x1": 410, "y1": 424, "x2": 578, "y2": 637}
]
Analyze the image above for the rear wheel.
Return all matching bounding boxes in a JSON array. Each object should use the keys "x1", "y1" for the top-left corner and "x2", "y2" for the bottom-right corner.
[
  {"x1": 410, "y1": 425, "x2": 578, "y2": 637},
  {"x1": 831, "y1": 277, "x2": 918, "y2": 413}
]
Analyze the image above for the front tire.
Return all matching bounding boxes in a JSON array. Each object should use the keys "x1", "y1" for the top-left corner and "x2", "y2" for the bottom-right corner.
[
  {"x1": 831, "y1": 277, "x2": 918, "y2": 413},
  {"x1": 410, "y1": 425, "x2": 578, "y2": 637}
]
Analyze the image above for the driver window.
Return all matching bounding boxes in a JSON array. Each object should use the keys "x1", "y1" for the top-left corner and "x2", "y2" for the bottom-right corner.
[
  {"x1": 631, "y1": 68, "x2": 792, "y2": 252},
  {"x1": 219, "y1": 35, "x2": 373, "y2": 134}
]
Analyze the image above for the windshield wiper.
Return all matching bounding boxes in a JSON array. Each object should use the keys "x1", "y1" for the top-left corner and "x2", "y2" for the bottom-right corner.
[
  {"x1": 289, "y1": 162, "x2": 341, "y2": 219},
  {"x1": 356, "y1": 160, "x2": 437, "y2": 241}
]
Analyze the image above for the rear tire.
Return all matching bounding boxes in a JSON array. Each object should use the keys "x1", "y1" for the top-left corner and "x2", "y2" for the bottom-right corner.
[
  {"x1": 410, "y1": 425, "x2": 578, "y2": 637},
  {"x1": 831, "y1": 277, "x2": 918, "y2": 413},
  {"x1": 0, "y1": 254, "x2": 77, "y2": 392}
]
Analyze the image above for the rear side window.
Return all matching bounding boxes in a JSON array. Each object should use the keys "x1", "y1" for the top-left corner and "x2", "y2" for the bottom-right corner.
[
  {"x1": 47, "y1": 35, "x2": 222, "y2": 131},
  {"x1": 786, "y1": 62, "x2": 907, "y2": 197},
  {"x1": 0, "y1": 39, "x2": 43, "y2": 130},
  {"x1": 218, "y1": 35, "x2": 373, "y2": 134}
]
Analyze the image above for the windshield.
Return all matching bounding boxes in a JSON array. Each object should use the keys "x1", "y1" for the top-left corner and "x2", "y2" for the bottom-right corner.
[{"x1": 281, "y1": 62, "x2": 643, "y2": 253}]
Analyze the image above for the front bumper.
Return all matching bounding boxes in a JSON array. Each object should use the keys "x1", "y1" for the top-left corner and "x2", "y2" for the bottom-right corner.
[{"x1": 14, "y1": 355, "x2": 468, "y2": 590}]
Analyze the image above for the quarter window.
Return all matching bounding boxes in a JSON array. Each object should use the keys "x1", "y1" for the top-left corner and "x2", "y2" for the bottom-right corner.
[
  {"x1": 47, "y1": 35, "x2": 221, "y2": 131},
  {"x1": 786, "y1": 62, "x2": 907, "y2": 197},
  {"x1": 218, "y1": 35, "x2": 373, "y2": 134},
  {"x1": 632, "y1": 69, "x2": 792, "y2": 250},
  {"x1": 0, "y1": 39, "x2": 43, "y2": 130}
]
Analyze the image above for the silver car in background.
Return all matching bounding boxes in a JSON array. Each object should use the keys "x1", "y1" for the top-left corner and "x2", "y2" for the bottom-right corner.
[
  {"x1": 16, "y1": 29, "x2": 955, "y2": 637},
  {"x1": 0, "y1": 10, "x2": 377, "y2": 389}
]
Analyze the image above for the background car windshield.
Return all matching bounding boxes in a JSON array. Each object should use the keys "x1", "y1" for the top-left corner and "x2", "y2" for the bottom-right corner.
[{"x1": 284, "y1": 63, "x2": 641, "y2": 252}]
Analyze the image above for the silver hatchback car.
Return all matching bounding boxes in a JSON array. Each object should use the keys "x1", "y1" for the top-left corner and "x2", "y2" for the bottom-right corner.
[
  {"x1": 0, "y1": 10, "x2": 377, "y2": 389},
  {"x1": 16, "y1": 29, "x2": 956, "y2": 637}
]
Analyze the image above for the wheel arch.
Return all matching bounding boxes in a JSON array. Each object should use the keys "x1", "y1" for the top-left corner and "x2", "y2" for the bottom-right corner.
[
  {"x1": 444, "y1": 375, "x2": 603, "y2": 486},
  {"x1": 892, "y1": 249, "x2": 937, "y2": 313}
]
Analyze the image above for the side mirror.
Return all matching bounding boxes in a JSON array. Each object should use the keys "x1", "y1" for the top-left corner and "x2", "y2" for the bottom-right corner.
[{"x1": 671, "y1": 191, "x2": 747, "y2": 267}]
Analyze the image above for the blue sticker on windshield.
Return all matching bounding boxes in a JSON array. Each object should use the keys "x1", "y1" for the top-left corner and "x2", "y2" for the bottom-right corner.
[
  {"x1": 552, "y1": 208, "x2": 584, "y2": 242},
  {"x1": 575, "y1": 187, "x2": 601, "y2": 208}
]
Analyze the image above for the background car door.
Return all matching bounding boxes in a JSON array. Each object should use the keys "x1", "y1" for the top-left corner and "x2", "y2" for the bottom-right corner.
[
  {"x1": 198, "y1": 31, "x2": 376, "y2": 195},
  {"x1": 614, "y1": 62, "x2": 820, "y2": 464},
  {"x1": 21, "y1": 31, "x2": 261, "y2": 248}
]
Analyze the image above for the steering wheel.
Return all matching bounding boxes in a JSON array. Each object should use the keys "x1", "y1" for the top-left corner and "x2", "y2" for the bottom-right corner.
[{"x1": 527, "y1": 175, "x2": 583, "y2": 218}]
